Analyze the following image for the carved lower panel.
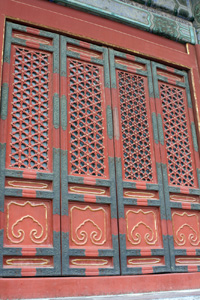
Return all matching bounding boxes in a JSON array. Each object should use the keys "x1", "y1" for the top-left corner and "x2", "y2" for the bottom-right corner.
[
  {"x1": 5, "y1": 178, "x2": 52, "y2": 190},
  {"x1": 170, "y1": 194, "x2": 199, "y2": 204},
  {"x1": 175, "y1": 257, "x2": 200, "y2": 265},
  {"x1": 69, "y1": 202, "x2": 112, "y2": 248},
  {"x1": 4, "y1": 198, "x2": 53, "y2": 246},
  {"x1": 172, "y1": 209, "x2": 200, "y2": 248},
  {"x1": 127, "y1": 257, "x2": 164, "y2": 267},
  {"x1": 3, "y1": 256, "x2": 53, "y2": 268},
  {"x1": 68, "y1": 184, "x2": 109, "y2": 196},
  {"x1": 125, "y1": 206, "x2": 162, "y2": 248},
  {"x1": 123, "y1": 190, "x2": 159, "y2": 199},
  {"x1": 69, "y1": 257, "x2": 112, "y2": 268}
]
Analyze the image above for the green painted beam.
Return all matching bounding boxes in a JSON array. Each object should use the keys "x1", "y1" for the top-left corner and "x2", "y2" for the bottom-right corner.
[{"x1": 49, "y1": 0, "x2": 196, "y2": 44}]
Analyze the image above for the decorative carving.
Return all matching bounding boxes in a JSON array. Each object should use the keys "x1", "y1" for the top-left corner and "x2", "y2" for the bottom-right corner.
[
  {"x1": 176, "y1": 257, "x2": 200, "y2": 265},
  {"x1": 5, "y1": 258, "x2": 49, "y2": 266},
  {"x1": 117, "y1": 71, "x2": 153, "y2": 182},
  {"x1": 71, "y1": 258, "x2": 108, "y2": 266},
  {"x1": 126, "y1": 209, "x2": 158, "y2": 245},
  {"x1": 194, "y1": 3, "x2": 200, "y2": 24},
  {"x1": 8, "y1": 180, "x2": 48, "y2": 189},
  {"x1": 160, "y1": 83, "x2": 195, "y2": 187},
  {"x1": 70, "y1": 205, "x2": 107, "y2": 246},
  {"x1": 6, "y1": 201, "x2": 48, "y2": 244},
  {"x1": 128, "y1": 257, "x2": 161, "y2": 265},
  {"x1": 124, "y1": 191, "x2": 155, "y2": 198},
  {"x1": 68, "y1": 58, "x2": 106, "y2": 177},
  {"x1": 13, "y1": 34, "x2": 50, "y2": 45},
  {"x1": 68, "y1": 46, "x2": 101, "y2": 58},
  {"x1": 115, "y1": 59, "x2": 144, "y2": 70},
  {"x1": 49, "y1": 0, "x2": 195, "y2": 43},
  {"x1": 8, "y1": 46, "x2": 50, "y2": 170},
  {"x1": 170, "y1": 194, "x2": 197, "y2": 203},
  {"x1": 153, "y1": 16, "x2": 178, "y2": 39},
  {"x1": 157, "y1": 71, "x2": 182, "y2": 82},
  {"x1": 69, "y1": 186, "x2": 106, "y2": 195},
  {"x1": 172, "y1": 212, "x2": 200, "y2": 246}
]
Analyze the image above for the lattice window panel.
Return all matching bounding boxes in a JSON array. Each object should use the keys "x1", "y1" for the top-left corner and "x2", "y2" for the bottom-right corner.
[
  {"x1": 9, "y1": 47, "x2": 50, "y2": 170},
  {"x1": 117, "y1": 71, "x2": 153, "y2": 181},
  {"x1": 68, "y1": 59, "x2": 106, "y2": 177},
  {"x1": 160, "y1": 83, "x2": 194, "y2": 187}
]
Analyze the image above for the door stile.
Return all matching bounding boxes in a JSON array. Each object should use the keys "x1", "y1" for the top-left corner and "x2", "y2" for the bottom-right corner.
[
  {"x1": 60, "y1": 37, "x2": 120, "y2": 276},
  {"x1": 152, "y1": 62, "x2": 200, "y2": 272},
  {"x1": 0, "y1": 22, "x2": 61, "y2": 277},
  {"x1": 109, "y1": 49, "x2": 171, "y2": 275}
]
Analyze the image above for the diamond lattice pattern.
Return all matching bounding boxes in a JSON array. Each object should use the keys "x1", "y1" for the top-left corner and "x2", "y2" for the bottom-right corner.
[
  {"x1": 118, "y1": 71, "x2": 153, "y2": 181},
  {"x1": 9, "y1": 47, "x2": 50, "y2": 170},
  {"x1": 160, "y1": 83, "x2": 194, "y2": 186},
  {"x1": 68, "y1": 59, "x2": 106, "y2": 177}
]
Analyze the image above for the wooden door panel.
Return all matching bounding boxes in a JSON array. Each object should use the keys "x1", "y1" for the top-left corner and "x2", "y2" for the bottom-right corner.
[
  {"x1": 60, "y1": 37, "x2": 120, "y2": 276},
  {"x1": 152, "y1": 62, "x2": 200, "y2": 272},
  {"x1": 110, "y1": 50, "x2": 171, "y2": 274},
  {"x1": 0, "y1": 22, "x2": 61, "y2": 277}
]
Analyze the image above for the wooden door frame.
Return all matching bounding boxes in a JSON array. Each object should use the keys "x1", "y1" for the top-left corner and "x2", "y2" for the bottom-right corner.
[{"x1": 1, "y1": 0, "x2": 200, "y2": 298}]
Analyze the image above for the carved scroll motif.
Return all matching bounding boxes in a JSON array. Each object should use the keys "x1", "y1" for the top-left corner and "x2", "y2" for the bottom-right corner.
[
  {"x1": 126, "y1": 209, "x2": 158, "y2": 245},
  {"x1": 6, "y1": 201, "x2": 48, "y2": 244}
]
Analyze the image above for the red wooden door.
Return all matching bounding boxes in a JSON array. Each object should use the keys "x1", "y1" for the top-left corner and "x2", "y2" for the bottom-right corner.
[
  {"x1": 60, "y1": 37, "x2": 120, "y2": 276},
  {"x1": 0, "y1": 22, "x2": 61, "y2": 277},
  {"x1": 152, "y1": 62, "x2": 200, "y2": 273},
  {"x1": 109, "y1": 48, "x2": 200, "y2": 275},
  {"x1": 109, "y1": 49, "x2": 171, "y2": 274}
]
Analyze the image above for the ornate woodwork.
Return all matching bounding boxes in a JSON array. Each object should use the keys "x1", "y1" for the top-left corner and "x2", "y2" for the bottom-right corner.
[
  {"x1": 7, "y1": 46, "x2": 50, "y2": 170},
  {"x1": 0, "y1": 22, "x2": 60, "y2": 277},
  {"x1": 110, "y1": 49, "x2": 171, "y2": 275},
  {"x1": 60, "y1": 37, "x2": 119, "y2": 276},
  {"x1": 152, "y1": 62, "x2": 200, "y2": 273},
  {"x1": 1, "y1": 21, "x2": 200, "y2": 278}
]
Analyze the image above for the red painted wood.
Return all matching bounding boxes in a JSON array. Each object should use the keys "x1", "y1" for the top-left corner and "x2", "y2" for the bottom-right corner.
[
  {"x1": 158, "y1": 82, "x2": 198, "y2": 188},
  {"x1": 66, "y1": 57, "x2": 109, "y2": 179},
  {"x1": 115, "y1": 67, "x2": 157, "y2": 183},
  {"x1": 2, "y1": 272, "x2": 200, "y2": 299},
  {"x1": 0, "y1": 0, "x2": 200, "y2": 288},
  {"x1": 6, "y1": 44, "x2": 53, "y2": 172},
  {"x1": 53, "y1": 214, "x2": 60, "y2": 232}
]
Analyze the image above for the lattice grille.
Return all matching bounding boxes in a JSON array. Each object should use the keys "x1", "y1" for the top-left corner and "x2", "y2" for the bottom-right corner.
[
  {"x1": 117, "y1": 71, "x2": 153, "y2": 181},
  {"x1": 160, "y1": 84, "x2": 194, "y2": 186},
  {"x1": 9, "y1": 47, "x2": 50, "y2": 170},
  {"x1": 68, "y1": 59, "x2": 106, "y2": 177}
]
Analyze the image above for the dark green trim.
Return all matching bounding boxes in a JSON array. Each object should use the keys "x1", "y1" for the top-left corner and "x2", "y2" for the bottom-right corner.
[
  {"x1": 61, "y1": 95, "x2": 67, "y2": 131},
  {"x1": 103, "y1": 48, "x2": 111, "y2": 89},
  {"x1": 4, "y1": 23, "x2": 12, "y2": 63},
  {"x1": 53, "y1": 93, "x2": 60, "y2": 129},
  {"x1": 36, "y1": 172, "x2": 54, "y2": 180},
  {"x1": 106, "y1": 105, "x2": 113, "y2": 140},
  {"x1": 109, "y1": 49, "x2": 117, "y2": 89},
  {"x1": 191, "y1": 122, "x2": 199, "y2": 152},
  {"x1": 60, "y1": 36, "x2": 67, "y2": 77},
  {"x1": 151, "y1": 62, "x2": 160, "y2": 99},
  {"x1": 157, "y1": 114, "x2": 164, "y2": 145},
  {"x1": 53, "y1": 34, "x2": 59, "y2": 74},
  {"x1": 61, "y1": 150, "x2": 68, "y2": 215},
  {"x1": 152, "y1": 112, "x2": 159, "y2": 144},
  {"x1": 1, "y1": 83, "x2": 9, "y2": 120},
  {"x1": 53, "y1": 148, "x2": 60, "y2": 215}
]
